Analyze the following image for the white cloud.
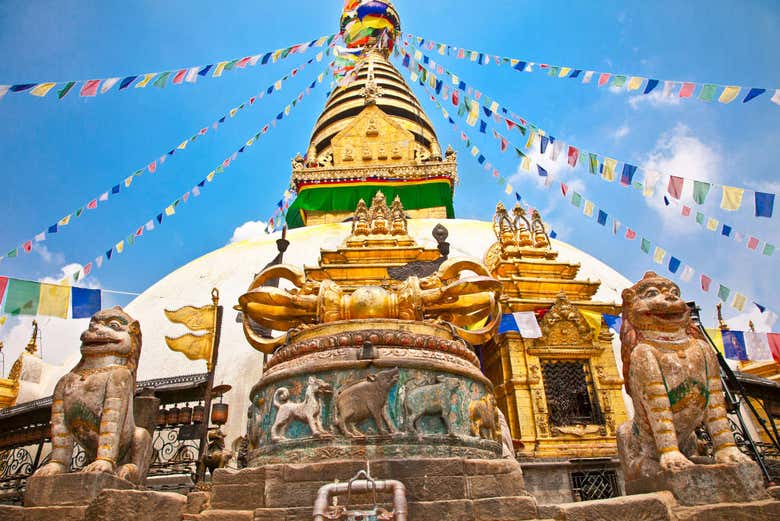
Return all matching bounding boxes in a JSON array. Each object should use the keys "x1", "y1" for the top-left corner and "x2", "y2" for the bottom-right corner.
[
  {"x1": 40, "y1": 263, "x2": 101, "y2": 289},
  {"x1": 628, "y1": 90, "x2": 681, "y2": 109},
  {"x1": 612, "y1": 125, "x2": 630, "y2": 140},
  {"x1": 640, "y1": 123, "x2": 721, "y2": 231},
  {"x1": 33, "y1": 244, "x2": 65, "y2": 265},
  {"x1": 230, "y1": 220, "x2": 269, "y2": 243}
]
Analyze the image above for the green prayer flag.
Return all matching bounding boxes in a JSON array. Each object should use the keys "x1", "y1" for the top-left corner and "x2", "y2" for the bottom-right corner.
[
  {"x1": 514, "y1": 147, "x2": 526, "y2": 159},
  {"x1": 548, "y1": 66, "x2": 560, "y2": 77},
  {"x1": 215, "y1": 165, "x2": 224, "y2": 174},
  {"x1": 589, "y1": 153, "x2": 599, "y2": 174},
  {"x1": 695, "y1": 212, "x2": 705, "y2": 225},
  {"x1": 699, "y1": 84, "x2": 717, "y2": 102},
  {"x1": 6, "y1": 249, "x2": 18, "y2": 258},
  {"x1": 152, "y1": 71, "x2": 172, "y2": 88},
  {"x1": 763, "y1": 243, "x2": 775, "y2": 256},
  {"x1": 281, "y1": 48, "x2": 291, "y2": 59},
  {"x1": 458, "y1": 102, "x2": 467, "y2": 117},
  {"x1": 693, "y1": 181, "x2": 711, "y2": 204},
  {"x1": 611, "y1": 75, "x2": 627, "y2": 88},
  {"x1": 571, "y1": 192, "x2": 583, "y2": 207},
  {"x1": 58, "y1": 81, "x2": 76, "y2": 99},
  {"x1": 75, "y1": 208, "x2": 84, "y2": 217},
  {"x1": 4, "y1": 279, "x2": 40, "y2": 316},
  {"x1": 127, "y1": 234, "x2": 135, "y2": 245},
  {"x1": 717, "y1": 284, "x2": 730, "y2": 302},
  {"x1": 224, "y1": 59, "x2": 239, "y2": 71},
  {"x1": 640, "y1": 238, "x2": 651, "y2": 253},
  {"x1": 133, "y1": 169, "x2": 144, "y2": 176}
]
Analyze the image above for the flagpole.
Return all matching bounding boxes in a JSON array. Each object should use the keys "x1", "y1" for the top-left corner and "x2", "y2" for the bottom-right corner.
[{"x1": 196, "y1": 288, "x2": 223, "y2": 483}]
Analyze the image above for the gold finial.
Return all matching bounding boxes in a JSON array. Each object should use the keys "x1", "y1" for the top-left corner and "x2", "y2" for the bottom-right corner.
[
  {"x1": 25, "y1": 320, "x2": 39, "y2": 354},
  {"x1": 748, "y1": 320, "x2": 756, "y2": 332},
  {"x1": 716, "y1": 303, "x2": 729, "y2": 330}
]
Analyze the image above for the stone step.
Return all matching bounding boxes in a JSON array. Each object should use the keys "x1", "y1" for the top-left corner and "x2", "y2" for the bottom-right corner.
[
  {"x1": 182, "y1": 509, "x2": 254, "y2": 521},
  {"x1": 673, "y1": 499, "x2": 780, "y2": 521},
  {"x1": 540, "y1": 491, "x2": 676, "y2": 521}
]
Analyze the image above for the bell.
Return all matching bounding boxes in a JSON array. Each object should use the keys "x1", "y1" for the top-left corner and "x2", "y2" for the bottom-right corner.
[
  {"x1": 166, "y1": 406, "x2": 180, "y2": 426},
  {"x1": 192, "y1": 404, "x2": 205, "y2": 424},
  {"x1": 178, "y1": 405, "x2": 193, "y2": 425},
  {"x1": 211, "y1": 403, "x2": 229, "y2": 426}
]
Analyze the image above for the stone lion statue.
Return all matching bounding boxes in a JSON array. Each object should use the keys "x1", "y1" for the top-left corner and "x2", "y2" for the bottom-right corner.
[
  {"x1": 34, "y1": 307, "x2": 152, "y2": 484},
  {"x1": 616, "y1": 272, "x2": 750, "y2": 480}
]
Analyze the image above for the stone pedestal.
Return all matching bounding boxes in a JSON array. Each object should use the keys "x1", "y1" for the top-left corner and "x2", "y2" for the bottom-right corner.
[
  {"x1": 624, "y1": 461, "x2": 769, "y2": 506},
  {"x1": 25, "y1": 473, "x2": 135, "y2": 507}
]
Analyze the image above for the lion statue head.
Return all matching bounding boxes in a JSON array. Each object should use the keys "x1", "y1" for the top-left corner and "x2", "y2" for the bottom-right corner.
[
  {"x1": 619, "y1": 272, "x2": 702, "y2": 394},
  {"x1": 79, "y1": 306, "x2": 142, "y2": 376}
]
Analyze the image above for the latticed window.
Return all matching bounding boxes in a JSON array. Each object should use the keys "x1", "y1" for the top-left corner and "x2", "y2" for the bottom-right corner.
[
  {"x1": 570, "y1": 469, "x2": 620, "y2": 501},
  {"x1": 541, "y1": 360, "x2": 604, "y2": 427}
]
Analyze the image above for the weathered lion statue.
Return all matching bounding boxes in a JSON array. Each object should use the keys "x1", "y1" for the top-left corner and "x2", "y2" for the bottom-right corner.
[
  {"x1": 616, "y1": 272, "x2": 750, "y2": 480},
  {"x1": 34, "y1": 307, "x2": 152, "y2": 484}
]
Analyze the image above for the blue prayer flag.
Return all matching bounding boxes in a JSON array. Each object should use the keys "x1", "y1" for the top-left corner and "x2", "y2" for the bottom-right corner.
[
  {"x1": 498, "y1": 314, "x2": 519, "y2": 333},
  {"x1": 755, "y1": 302, "x2": 767, "y2": 313},
  {"x1": 540, "y1": 135, "x2": 549, "y2": 154},
  {"x1": 620, "y1": 164, "x2": 637, "y2": 186},
  {"x1": 603, "y1": 314, "x2": 622, "y2": 332},
  {"x1": 515, "y1": 193, "x2": 521, "y2": 201},
  {"x1": 423, "y1": 55, "x2": 429, "y2": 64},
  {"x1": 106, "y1": 249, "x2": 113, "y2": 260},
  {"x1": 743, "y1": 88, "x2": 766, "y2": 103},
  {"x1": 644, "y1": 79, "x2": 659, "y2": 94},
  {"x1": 119, "y1": 76, "x2": 138, "y2": 90},
  {"x1": 755, "y1": 192, "x2": 775, "y2": 218},
  {"x1": 722, "y1": 330, "x2": 748, "y2": 361},
  {"x1": 482, "y1": 106, "x2": 492, "y2": 118},
  {"x1": 112, "y1": 185, "x2": 120, "y2": 194},
  {"x1": 513, "y1": 61, "x2": 527, "y2": 71},
  {"x1": 537, "y1": 165, "x2": 548, "y2": 177},
  {"x1": 72, "y1": 287, "x2": 101, "y2": 319},
  {"x1": 10, "y1": 84, "x2": 37, "y2": 92},
  {"x1": 458, "y1": 80, "x2": 466, "y2": 91},
  {"x1": 569, "y1": 69, "x2": 582, "y2": 78},
  {"x1": 549, "y1": 230, "x2": 557, "y2": 239},
  {"x1": 435, "y1": 80, "x2": 443, "y2": 94},
  {"x1": 668, "y1": 256, "x2": 681, "y2": 273},
  {"x1": 721, "y1": 224, "x2": 732, "y2": 237},
  {"x1": 477, "y1": 154, "x2": 486, "y2": 164},
  {"x1": 479, "y1": 120, "x2": 487, "y2": 133},
  {"x1": 402, "y1": 55, "x2": 410, "y2": 67},
  {"x1": 156, "y1": 213, "x2": 163, "y2": 224},
  {"x1": 597, "y1": 210, "x2": 608, "y2": 225},
  {"x1": 266, "y1": 85, "x2": 274, "y2": 95},
  {"x1": 197, "y1": 180, "x2": 206, "y2": 187},
  {"x1": 260, "y1": 53, "x2": 272, "y2": 65},
  {"x1": 198, "y1": 65, "x2": 213, "y2": 76},
  {"x1": 48, "y1": 224, "x2": 58, "y2": 234}
]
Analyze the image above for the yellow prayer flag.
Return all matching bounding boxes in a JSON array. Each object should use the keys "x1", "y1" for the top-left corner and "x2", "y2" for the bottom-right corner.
[
  {"x1": 525, "y1": 130, "x2": 536, "y2": 150},
  {"x1": 559, "y1": 67, "x2": 571, "y2": 78},
  {"x1": 627, "y1": 76, "x2": 644, "y2": 91},
  {"x1": 30, "y1": 82, "x2": 57, "y2": 97},
  {"x1": 720, "y1": 186, "x2": 744, "y2": 211},
  {"x1": 706, "y1": 218, "x2": 719, "y2": 231},
  {"x1": 583, "y1": 200, "x2": 594, "y2": 216},
  {"x1": 272, "y1": 49, "x2": 283, "y2": 62},
  {"x1": 315, "y1": 51, "x2": 323, "y2": 62},
  {"x1": 504, "y1": 183, "x2": 513, "y2": 195},
  {"x1": 732, "y1": 293, "x2": 746, "y2": 311},
  {"x1": 580, "y1": 310, "x2": 603, "y2": 340},
  {"x1": 116, "y1": 240, "x2": 124, "y2": 253},
  {"x1": 207, "y1": 171, "x2": 215, "y2": 182},
  {"x1": 470, "y1": 51, "x2": 478, "y2": 62},
  {"x1": 451, "y1": 74, "x2": 459, "y2": 86},
  {"x1": 470, "y1": 146, "x2": 479, "y2": 156},
  {"x1": 489, "y1": 101, "x2": 499, "y2": 112},
  {"x1": 135, "y1": 73, "x2": 156, "y2": 88},
  {"x1": 414, "y1": 50, "x2": 422, "y2": 61},
  {"x1": 602, "y1": 157, "x2": 617, "y2": 181},
  {"x1": 510, "y1": 59, "x2": 519, "y2": 67},
  {"x1": 38, "y1": 283, "x2": 70, "y2": 319},
  {"x1": 521, "y1": 156, "x2": 531, "y2": 171},
  {"x1": 246, "y1": 137, "x2": 255, "y2": 147},
  {"x1": 466, "y1": 100, "x2": 479, "y2": 126},
  {"x1": 58, "y1": 215, "x2": 72, "y2": 226},
  {"x1": 165, "y1": 332, "x2": 214, "y2": 368},
  {"x1": 213, "y1": 61, "x2": 228, "y2": 77},
  {"x1": 718, "y1": 86, "x2": 741, "y2": 104},
  {"x1": 653, "y1": 246, "x2": 666, "y2": 264},
  {"x1": 124, "y1": 176, "x2": 133, "y2": 188},
  {"x1": 706, "y1": 328, "x2": 725, "y2": 355},
  {"x1": 229, "y1": 108, "x2": 238, "y2": 118},
  {"x1": 284, "y1": 105, "x2": 291, "y2": 115},
  {"x1": 410, "y1": 72, "x2": 418, "y2": 82},
  {"x1": 165, "y1": 205, "x2": 176, "y2": 216},
  {"x1": 0, "y1": 316, "x2": 6, "y2": 326},
  {"x1": 177, "y1": 141, "x2": 187, "y2": 150},
  {"x1": 164, "y1": 305, "x2": 215, "y2": 331},
  {"x1": 428, "y1": 73, "x2": 437, "y2": 89},
  {"x1": 274, "y1": 80, "x2": 282, "y2": 91}
]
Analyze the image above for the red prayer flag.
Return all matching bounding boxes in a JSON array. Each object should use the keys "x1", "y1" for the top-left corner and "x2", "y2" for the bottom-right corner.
[
  {"x1": 23, "y1": 241, "x2": 32, "y2": 253},
  {"x1": 667, "y1": 176, "x2": 684, "y2": 199},
  {"x1": 679, "y1": 82, "x2": 696, "y2": 98},
  {"x1": 249, "y1": 96, "x2": 256, "y2": 105},
  {"x1": 597, "y1": 73, "x2": 611, "y2": 86},
  {"x1": 135, "y1": 226, "x2": 144, "y2": 237},
  {"x1": 768, "y1": 333, "x2": 780, "y2": 364},
  {"x1": 460, "y1": 132, "x2": 467, "y2": 141},
  {"x1": 83, "y1": 262, "x2": 92, "y2": 277},
  {"x1": 183, "y1": 192, "x2": 190, "y2": 203},
  {"x1": 79, "y1": 79, "x2": 100, "y2": 97},
  {"x1": 148, "y1": 161, "x2": 157, "y2": 173},
  {"x1": 236, "y1": 57, "x2": 251, "y2": 68},
  {"x1": 492, "y1": 169, "x2": 499, "y2": 178},
  {"x1": 451, "y1": 90, "x2": 459, "y2": 106},
  {"x1": 0, "y1": 277, "x2": 8, "y2": 302},
  {"x1": 457, "y1": 49, "x2": 465, "y2": 59},
  {"x1": 567, "y1": 146, "x2": 579, "y2": 167},
  {"x1": 701, "y1": 275, "x2": 712, "y2": 292},
  {"x1": 682, "y1": 205, "x2": 691, "y2": 216},
  {"x1": 748, "y1": 237, "x2": 759, "y2": 250},
  {"x1": 505, "y1": 118, "x2": 517, "y2": 131},
  {"x1": 625, "y1": 228, "x2": 636, "y2": 240},
  {"x1": 199, "y1": 128, "x2": 208, "y2": 135},
  {"x1": 499, "y1": 136, "x2": 508, "y2": 152},
  {"x1": 172, "y1": 69, "x2": 187, "y2": 85},
  {"x1": 561, "y1": 183, "x2": 568, "y2": 197},
  {"x1": 87, "y1": 199, "x2": 98, "y2": 209}
]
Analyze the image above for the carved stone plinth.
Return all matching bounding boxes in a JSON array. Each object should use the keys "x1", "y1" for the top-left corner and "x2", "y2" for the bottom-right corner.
[
  {"x1": 25, "y1": 473, "x2": 134, "y2": 507},
  {"x1": 625, "y1": 461, "x2": 770, "y2": 506}
]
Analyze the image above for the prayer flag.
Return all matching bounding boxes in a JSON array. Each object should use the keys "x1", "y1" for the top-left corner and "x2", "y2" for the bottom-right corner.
[
  {"x1": 771, "y1": 89, "x2": 780, "y2": 105},
  {"x1": 35, "y1": 232, "x2": 45, "y2": 242},
  {"x1": 718, "y1": 86, "x2": 740, "y2": 103},
  {"x1": 680, "y1": 265, "x2": 694, "y2": 282},
  {"x1": 668, "y1": 256, "x2": 681, "y2": 273},
  {"x1": 561, "y1": 183, "x2": 568, "y2": 197},
  {"x1": 763, "y1": 243, "x2": 775, "y2": 256},
  {"x1": 745, "y1": 332, "x2": 772, "y2": 361},
  {"x1": 58, "y1": 215, "x2": 71, "y2": 226},
  {"x1": 644, "y1": 79, "x2": 659, "y2": 94},
  {"x1": 732, "y1": 293, "x2": 746, "y2": 312},
  {"x1": 57, "y1": 81, "x2": 76, "y2": 99},
  {"x1": 743, "y1": 88, "x2": 766, "y2": 103},
  {"x1": 602, "y1": 157, "x2": 617, "y2": 181},
  {"x1": 172, "y1": 69, "x2": 187, "y2": 85},
  {"x1": 679, "y1": 82, "x2": 696, "y2": 98},
  {"x1": 667, "y1": 176, "x2": 684, "y2": 199},
  {"x1": 754, "y1": 192, "x2": 774, "y2": 218},
  {"x1": 213, "y1": 61, "x2": 228, "y2": 77},
  {"x1": 696, "y1": 212, "x2": 705, "y2": 225},
  {"x1": 625, "y1": 228, "x2": 636, "y2": 240},
  {"x1": 498, "y1": 312, "x2": 542, "y2": 338},
  {"x1": 748, "y1": 236, "x2": 759, "y2": 250},
  {"x1": 769, "y1": 334, "x2": 780, "y2": 364},
  {"x1": 653, "y1": 246, "x2": 666, "y2": 264},
  {"x1": 30, "y1": 82, "x2": 57, "y2": 97},
  {"x1": 165, "y1": 205, "x2": 175, "y2": 216},
  {"x1": 717, "y1": 284, "x2": 730, "y2": 302},
  {"x1": 4, "y1": 279, "x2": 40, "y2": 316},
  {"x1": 721, "y1": 224, "x2": 732, "y2": 237},
  {"x1": 597, "y1": 210, "x2": 608, "y2": 225},
  {"x1": 580, "y1": 310, "x2": 604, "y2": 340},
  {"x1": 693, "y1": 181, "x2": 710, "y2": 204},
  {"x1": 567, "y1": 146, "x2": 579, "y2": 167},
  {"x1": 706, "y1": 329, "x2": 725, "y2": 355},
  {"x1": 662, "y1": 81, "x2": 677, "y2": 97},
  {"x1": 701, "y1": 275, "x2": 712, "y2": 291},
  {"x1": 116, "y1": 240, "x2": 124, "y2": 253},
  {"x1": 525, "y1": 130, "x2": 536, "y2": 150},
  {"x1": 640, "y1": 238, "x2": 651, "y2": 253},
  {"x1": 100, "y1": 77, "x2": 120, "y2": 93},
  {"x1": 597, "y1": 73, "x2": 611, "y2": 86},
  {"x1": 720, "y1": 186, "x2": 744, "y2": 211},
  {"x1": 152, "y1": 71, "x2": 171, "y2": 88},
  {"x1": 540, "y1": 135, "x2": 549, "y2": 154},
  {"x1": 603, "y1": 314, "x2": 622, "y2": 332},
  {"x1": 612, "y1": 220, "x2": 621, "y2": 234},
  {"x1": 682, "y1": 206, "x2": 691, "y2": 216},
  {"x1": 722, "y1": 330, "x2": 747, "y2": 361},
  {"x1": 706, "y1": 218, "x2": 719, "y2": 231},
  {"x1": 583, "y1": 201, "x2": 594, "y2": 217},
  {"x1": 628, "y1": 76, "x2": 644, "y2": 91},
  {"x1": 185, "y1": 67, "x2": 199, "y2": 83},
  {"x1": 643, "y1": 170, "x2": 661, "y2": 197},
  {"x1": 79, "y1": 80, "x2": 100, "y2": 97},
  {"x1": 72, "y1": 287, "x2": 101, "y2": 319},
  {"x1": 0, "y1": 277, "x2": 7, "y2": 304},
  {"x1": 38, "y1": 283, "x2": 70, "y2": 319},
  {"x1": 22, "y1": 241, "x2": 32, "y2": 253},
  {"x1": 620, "y1": 164, "x2": 637, "y2": 186},
  {"x1": 582, "y1": 71, "x2": 594, "y2": 83},
  {"x1": 611, "y1": 75, "x2": 627, "y2": 88},
  {"x1": 118, "y1": 76, "x2": 137, "y2": 90},
  {"x1": 571, "y1": 192, "x2": 583, "y2": 208},
  {"x1": 135, "y1": 73, "x2": 156, "y2": 88},
  {"x1": 588, "y1": 153, "x2": 598, "y2": 174},
  {"x1": 698, "y1": 84, "x2": 717, "y2": 101},
  {"x1": 537, "y1": 165, "x2": 548, "y2": 177}
]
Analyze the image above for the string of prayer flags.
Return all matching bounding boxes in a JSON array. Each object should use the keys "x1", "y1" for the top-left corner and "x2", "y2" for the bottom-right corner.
[
  {"x1": 2, "y1": 60, "x2": 328, "y2": 262},
  {"x1": 1, "y1": 34, "x2": 335, "y2": 102},
  {"x1": 498, "y1": 312, "x2": 543, "y2": 338},
  {"x1": 398, "y1": 42, "x2": 776, "y2": 220},
  {"x1": 0, "y1": 277, "x2": 101, "y2": 318},
  {"x1": 69, "y1": 65, "x2": 328, "y2": 282},
  {"x1": 407, "y1": 33, "x2": 780, "y2": 108}
]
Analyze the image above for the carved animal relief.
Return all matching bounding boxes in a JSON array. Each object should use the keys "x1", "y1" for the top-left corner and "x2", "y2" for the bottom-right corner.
[
  {"x1": 333, "y1": 368, "x2": 399, "y2": 437},
  {"x1": 270, "y1": 376, "x2": 332, "y2": 442},
  {"x1": 402, "y1": 375, "x2": 461, "y2": 435}
]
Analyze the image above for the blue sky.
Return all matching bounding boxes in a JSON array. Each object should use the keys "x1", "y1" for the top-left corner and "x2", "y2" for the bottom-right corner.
[{"x1": 0, "y1": 0, "x2": 778, "y2": 347}]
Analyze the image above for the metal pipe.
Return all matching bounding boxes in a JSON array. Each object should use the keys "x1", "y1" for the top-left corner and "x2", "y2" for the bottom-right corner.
[{"x1": 312, "y1": 478, "x2": 407, "y2": 521}]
